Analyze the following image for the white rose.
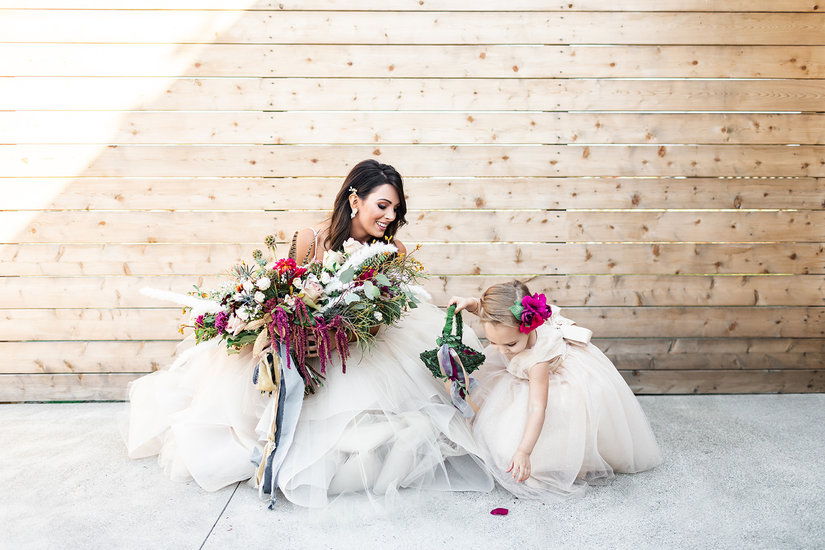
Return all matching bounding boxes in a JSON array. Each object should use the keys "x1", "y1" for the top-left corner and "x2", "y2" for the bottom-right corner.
[
  {"x1": 322, "y1": 249, "x2": 346, "y2": 270},
  {"x1": 242, "y1": 280, "x2": 255, "y2": 293},
  {"x1": 342, "y1": 237, "x2": 364, "y2": 255},
  {"x1": 320, "y1": 272, "x2": 331, "y2": 284},
  {"x1": 226, "y1": 314, "x2": 245, "y2": 336},
  {"x1": 254, "y1": 291, "x2": 266, "y2": 303},
  {"x1": 374, "y1": 311, "x2": 383, "y2": 322},
  {"x1": 256, "y1": 277, "x2": 271, "y2": 290},
  {"x1": 236, "y1": 307, "x2": 250, "y2": 321}
]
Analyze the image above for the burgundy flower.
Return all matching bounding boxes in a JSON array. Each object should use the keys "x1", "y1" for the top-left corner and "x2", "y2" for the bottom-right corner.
[
  {"x1": 519, "y1": 293, "x2": 552, "y2": 334},
  {"x1": 195, "y1": 314, "x2": 205, "y2": 328},
  {"x1": 214, "y1": 311, "x2": 229, "y2": 334},
  {"x1": 357, "y1": 267, "x2": 376, "y2": 281}
]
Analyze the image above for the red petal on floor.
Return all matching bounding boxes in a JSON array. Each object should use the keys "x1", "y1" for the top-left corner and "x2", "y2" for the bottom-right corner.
[{"x1": 490, "y1": 507, "x2": 509, "y2": 516}]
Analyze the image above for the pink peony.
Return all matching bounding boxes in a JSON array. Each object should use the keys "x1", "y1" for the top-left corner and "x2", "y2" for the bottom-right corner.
[{"x1": 519, "y1": 293, "x2": 552, "y2": 334}]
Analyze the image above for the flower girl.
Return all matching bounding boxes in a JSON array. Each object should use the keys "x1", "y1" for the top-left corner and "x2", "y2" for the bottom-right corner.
[{"x1": 450, "y1": 281, "x2": 662, "y2": 499}]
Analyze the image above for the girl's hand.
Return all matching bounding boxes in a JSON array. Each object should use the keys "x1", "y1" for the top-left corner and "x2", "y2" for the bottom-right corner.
[
  {"x1": 506, "y1": 450, "x2": 532, "y2": 483},
  {"x1": 448, "y1": 296, "x2": 480, "y2": 315}
]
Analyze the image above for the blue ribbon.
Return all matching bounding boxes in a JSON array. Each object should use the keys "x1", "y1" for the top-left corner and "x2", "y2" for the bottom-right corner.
[{"x1": 255, "y1": 342, "x2": 305, "y2": 509}]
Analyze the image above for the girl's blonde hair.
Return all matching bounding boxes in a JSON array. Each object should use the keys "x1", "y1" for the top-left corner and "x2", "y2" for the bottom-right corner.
[{"x1": 479, "y1": 280, "x2": 531, "y2": 327}]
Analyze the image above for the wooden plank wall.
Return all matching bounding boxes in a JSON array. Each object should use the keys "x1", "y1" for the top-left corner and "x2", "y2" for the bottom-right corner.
[{"x1": 1, "y1": 1, "x2": 823, "y2": 401}]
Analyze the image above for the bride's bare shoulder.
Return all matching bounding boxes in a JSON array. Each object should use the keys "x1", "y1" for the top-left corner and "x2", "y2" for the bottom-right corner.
[
  {"x1": 392, "y1": 239, "x2": 407, "y2": 254},
  {"x1": 292, "y1": 223, "x2": 329, "y2": 262}
]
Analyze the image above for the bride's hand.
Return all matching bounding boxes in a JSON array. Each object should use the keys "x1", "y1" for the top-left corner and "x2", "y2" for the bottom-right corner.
[{"x1": 448, "y1": 296, "x2": 481, "y2": 315}]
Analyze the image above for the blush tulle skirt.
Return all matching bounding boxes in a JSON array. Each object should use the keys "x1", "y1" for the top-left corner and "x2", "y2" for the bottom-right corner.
[{"x1": 471, "y1": 342, "x2": 662, "y2": 500}]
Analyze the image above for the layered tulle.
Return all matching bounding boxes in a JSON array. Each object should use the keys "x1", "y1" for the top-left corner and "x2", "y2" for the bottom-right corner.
[
  {"x1": 125, "y1": 339, "x2": 269, "y2": 491},
  {"x1": 471, "y1": 322, "x2": 662, "y2": 500},
  {"x1": 124, "y1": 303, "x2": 494, "y2": 505},
  {"x1": 277, "y1": 303, "x2": 494, "y2": 507}
]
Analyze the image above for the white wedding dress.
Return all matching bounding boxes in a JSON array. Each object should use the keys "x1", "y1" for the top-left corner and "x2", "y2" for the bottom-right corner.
[{"x1": 125, "y1": 302, "x2": 495, "y2": 507}]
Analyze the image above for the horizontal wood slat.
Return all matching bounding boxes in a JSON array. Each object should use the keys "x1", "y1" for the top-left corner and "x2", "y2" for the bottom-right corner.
[
  {"x1": 3, "y1": 178, "x2": 824, "y2": 211},
  {"x1": 5, "y1": 78, "x2": 824, "y2": 112},
  {"x1": 623, "y1": 369, "x2": 825, "y2": 394},
  {"x1": 2, "y1": 275, "x2": 822, "y2": 308},
  {"x1": 7, "y1": 112, "x2": 825, "y2": 145},
  {"x1": 2, "y1": 338, "x2": 823, "y2": 375},
  {"x1": 4, "y1": 210, "x2": 823, "y2": 244},
  {"x1": 2, "y1": 243, "x2": 820, "y2": 276},
  {"x1": 1, "y1": 369, "x2": 822, "y2": 402},
  {"x1": 600, "y1": 338, "x2": 825, "y2": 370},
  {"x1": 0, "y1": 342, "x2": 179, "y2": 374},
  {"x1": 3, "y1": 11, "x2": 824, "y2": 45},
  {"x1": 0, "y1": 373, "x2": 138, "y2": 401},
  {"x1": 5, "y1": 145, "x2": 825, "y2": 177},
  {"x1": 5, "y1": 1, "x2": 822, "y2": 12},
  {"x1": 2, "y1": 307, "x2": 823, "y2": 340},
  {"x1": 4, "y1": 44, "x2": 823, "y2": 78}
]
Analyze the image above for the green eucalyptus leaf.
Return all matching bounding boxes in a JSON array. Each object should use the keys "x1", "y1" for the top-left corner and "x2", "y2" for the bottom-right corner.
[
  {"x1": 363, "y1": 281, "x2": 380, "y2": 300},
  {"x1": 339, "y1": 267, "x2": 355, "y2": 284}
]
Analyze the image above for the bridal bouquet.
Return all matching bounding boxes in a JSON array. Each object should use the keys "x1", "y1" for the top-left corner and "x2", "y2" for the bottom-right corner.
[{"x1": 180, "y1": 235, "x2": 424, "y2": 391}]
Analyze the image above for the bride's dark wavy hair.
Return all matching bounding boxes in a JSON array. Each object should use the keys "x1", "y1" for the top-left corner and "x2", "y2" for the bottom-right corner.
[{"x1": 325, "y1": 159, "x2": 407, "y2": 252}]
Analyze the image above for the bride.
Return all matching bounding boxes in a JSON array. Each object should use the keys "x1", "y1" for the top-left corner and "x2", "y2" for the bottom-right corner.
[{"x1": 125, "y1": 159, "x2": 495, "y2": 507}]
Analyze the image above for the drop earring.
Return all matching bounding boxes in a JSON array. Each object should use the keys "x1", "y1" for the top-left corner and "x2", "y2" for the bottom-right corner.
[{"x1": 350, "y1": 207, "x2": 358, "y2": 219}]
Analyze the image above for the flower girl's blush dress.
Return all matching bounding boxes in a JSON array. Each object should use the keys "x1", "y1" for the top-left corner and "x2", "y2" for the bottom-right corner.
[{"x1": 471, "y1": 306, "x2": 662, "y2": 499}]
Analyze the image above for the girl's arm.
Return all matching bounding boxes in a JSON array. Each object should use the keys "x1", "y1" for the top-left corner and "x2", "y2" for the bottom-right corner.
[
  {"x1": 506, "y1": 361, "x2": 550, "y2": 482},
  {"x1": 447, "y1": 296, "x2": 481, "y2": 315}
]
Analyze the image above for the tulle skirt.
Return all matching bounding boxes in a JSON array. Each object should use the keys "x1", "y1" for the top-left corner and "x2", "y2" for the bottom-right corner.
[
  {"x1": 124, "y1": 339, "x2": 269, "y2": 491},
  {"x1": 471, "y1": 342, "x2": 662, "y2": 500},
  {"x1": 124, "y1": 303, "x2": 494, "y2": 505}
]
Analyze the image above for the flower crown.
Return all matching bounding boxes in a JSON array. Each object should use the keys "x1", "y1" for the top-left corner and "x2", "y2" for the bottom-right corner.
[{"x1": 509, "y1": 293, "x2": 552, "y2": 334}]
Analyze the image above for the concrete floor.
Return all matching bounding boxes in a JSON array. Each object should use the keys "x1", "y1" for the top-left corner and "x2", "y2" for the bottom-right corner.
[{"x1": 1, "y1": 395, "x2": 823, "y2": 550}]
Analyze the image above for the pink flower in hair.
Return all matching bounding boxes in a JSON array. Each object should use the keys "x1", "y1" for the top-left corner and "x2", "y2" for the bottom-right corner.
[{"x1": 510, "y1": 293, "x2": 552, "y2": 334}]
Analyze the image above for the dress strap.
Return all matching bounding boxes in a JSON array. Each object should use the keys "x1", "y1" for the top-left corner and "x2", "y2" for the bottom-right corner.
[{"x1": 288, "y1": 227, "x2": 320, "y2": 264}]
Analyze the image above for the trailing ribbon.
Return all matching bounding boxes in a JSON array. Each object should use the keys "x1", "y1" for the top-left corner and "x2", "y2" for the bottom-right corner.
[
  {"x1": 437, "y1": 344, "x2": 478, "y2": 418},
  {"x1": 449, "y1": 377, "x2": 479, "y2": 418},
  {"x1": 252, "y1": 342, "x2": 305, "y2": 509}
]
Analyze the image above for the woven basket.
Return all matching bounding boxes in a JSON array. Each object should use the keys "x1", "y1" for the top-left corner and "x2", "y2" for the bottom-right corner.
[{"x1": 420, "y1": 304, "x2": 485, "y2": 378}]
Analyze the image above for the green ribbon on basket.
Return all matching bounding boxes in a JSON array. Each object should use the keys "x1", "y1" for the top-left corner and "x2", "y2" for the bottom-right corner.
[{"x1": 420, "y1": 304, "x2": 486, "y2": 380}]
